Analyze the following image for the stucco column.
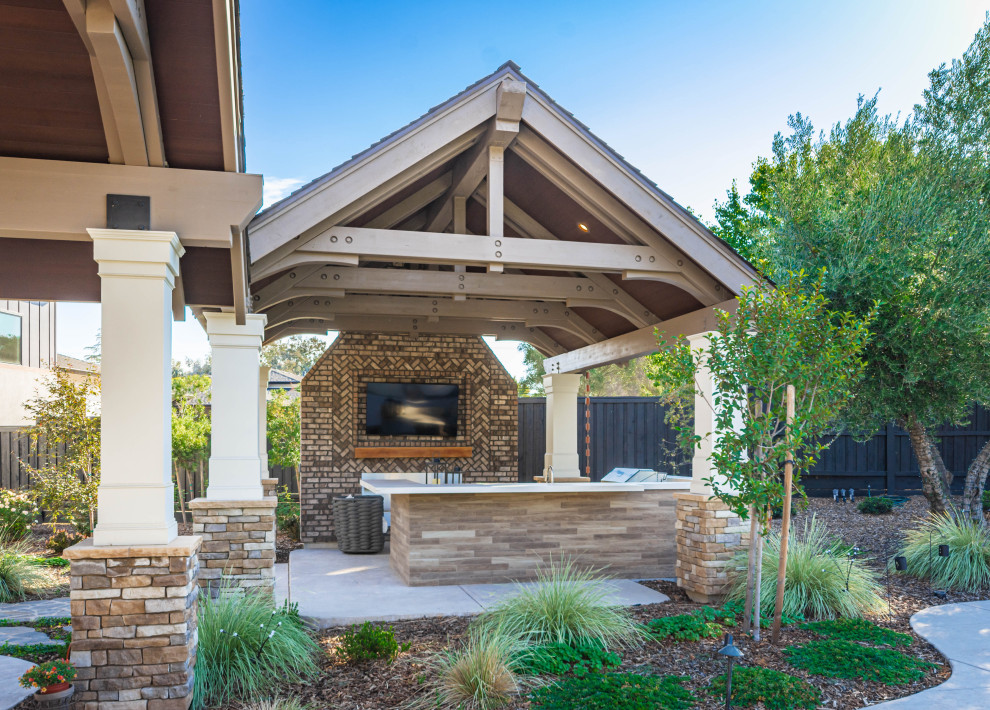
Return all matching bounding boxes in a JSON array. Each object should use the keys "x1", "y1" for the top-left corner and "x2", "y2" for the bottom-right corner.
[
  {"x1": 89, "y1": 228, "x2": 182, "y2": 546},
  {"x1": 687, "y1": 331, "x2": 742, "y2": 496},
  {"x1": 259, "y1": 365, "x2": 271, "y2": 476},
  {"x1": 205, "y1": 312, "x2": 267, "y2": 500},
  {"x1": 542, "y1": 373, "x2": 581, "y2": 478}
]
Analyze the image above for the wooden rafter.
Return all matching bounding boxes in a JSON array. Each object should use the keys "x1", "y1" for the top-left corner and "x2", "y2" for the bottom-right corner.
[
  {"x1": 261, "y1": 294, "x2": 602, "y2": 344},
  {"x1": 254, "y1": 266, "x2": 629, "y2": 311},
  {"x1": 544, "y1": 299, "x2": 738, "y2": 373},
  {"x1": 264, "y1": 316, "x2": 566, "y2": 355}
]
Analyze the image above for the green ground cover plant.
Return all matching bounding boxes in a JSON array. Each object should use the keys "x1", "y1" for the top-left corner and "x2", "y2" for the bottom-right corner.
[
  {"x1": 858, "y1": 497, "x2": 894, "y2": 515},
  {"x1": 896, "y1": 513, "x2": 990, "y2": 591},
  {"x1": 512, "y1": 639, "x2": 620, "y2": 676},
  {"x1": 720, "y1": 599, "x2": 804, "y2": 628},
  {"x1": 726, "y1": 516, "x2": 884, "y2": 619},
  {"x1": 417, "y1": 628, "x2": 522, "y2": 710},
  {"x1": 28, "y1": 556, "x2": 69, "y2": 568},
  {"x1": 474, "y1": 559, "x2": 642, "y2": 649},
  {"x1": 337, "y1": 621, "x2": 409, "y2": 663},
  {"x1": 799, "y1": 618, "x2": 911, "y2": 647},
  {"x1": 707, "y1": 666, "x2": 820, "y2": 710},
  {"x1": 529, "y1": 672, "x2": 695, "y2": 710},
  {"x1": 643, "y1": 607, "x2": 734, "y2": 642},
  {"x1": 785, "y1": 639, "x2": 935, "y2": 684},
  {"x1": 193, "y1": 588, "x2": 320, "y2": 709}
]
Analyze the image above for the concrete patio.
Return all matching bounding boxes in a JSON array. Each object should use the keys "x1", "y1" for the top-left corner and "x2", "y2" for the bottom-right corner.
[{"x1": 274, "y1": 547, "x2": 670, "y2": 628}]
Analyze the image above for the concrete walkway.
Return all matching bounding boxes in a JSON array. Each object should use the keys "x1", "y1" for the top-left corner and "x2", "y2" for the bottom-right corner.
[
  {"x1": 0, "y1": 655, "x2": 34, "y2": 710},
  {"x1": 276, "y1": 548, "x2": 669, "y2": 628},
  {"x1": 872, "y1": 601, "x2": 990, "y2": 709}
]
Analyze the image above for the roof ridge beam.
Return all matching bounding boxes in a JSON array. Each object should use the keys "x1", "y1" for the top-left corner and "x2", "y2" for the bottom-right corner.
[{"x1": 424, "y1": 79, "x2": 526, "y2": 233}]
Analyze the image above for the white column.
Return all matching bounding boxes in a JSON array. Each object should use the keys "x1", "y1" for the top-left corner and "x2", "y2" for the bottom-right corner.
[
  {"x1": 687, "y1": 331, "x2": 743, "y2": 495},
  {"x1": 205, "y1": 312, "x2": 267, "y2": 500},
  {"x1": 258, "y1": 365, "x2": 270, "y2": 478},
  {"x1": 89, "y1": 228, "x2": 183, "y2": 546},
  {"x1": 543, "y1": 373, "x2": 582, "y2": 478}
]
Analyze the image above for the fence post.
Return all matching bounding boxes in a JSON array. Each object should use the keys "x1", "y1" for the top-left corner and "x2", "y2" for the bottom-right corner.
[{"x1": 885, "y1": 422, "x2": 896, "y2": 495}]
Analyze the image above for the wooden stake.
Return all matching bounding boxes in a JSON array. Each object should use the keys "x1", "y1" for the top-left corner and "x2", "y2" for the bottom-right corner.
[
  {"x1": 174, "y1": 463, "x2": 188, "y2": 525},
  {"x1": 742, "y1": 505, "x2": 758, "y2": 634},
  {"x1": 771, "y1": 384, "x2": 796, "y2": 644}
]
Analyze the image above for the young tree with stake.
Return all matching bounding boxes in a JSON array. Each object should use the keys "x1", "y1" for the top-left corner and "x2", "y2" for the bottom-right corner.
[{"x1": 648, "y1": 273, "x2": 873, "y2": 641}]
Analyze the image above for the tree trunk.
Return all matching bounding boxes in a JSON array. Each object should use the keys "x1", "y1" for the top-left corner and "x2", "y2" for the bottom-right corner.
[
  {"x1": 962, "y1": 438, "x2": 990, "y2": 524},
  {"x1": 930, "y1": 440, "x2": 952, "y2": 489},
  {"x1": 905, "y1": 415, "x2": 954, "y2": 516},
  {"x1": 742, "y1": 505, "x2": 759, "y2": 634}
]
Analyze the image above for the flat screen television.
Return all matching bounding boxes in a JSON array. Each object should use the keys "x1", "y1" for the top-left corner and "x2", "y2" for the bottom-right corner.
[{"x1": 365, "y1": 382, "x2": 459, "y2": 437}]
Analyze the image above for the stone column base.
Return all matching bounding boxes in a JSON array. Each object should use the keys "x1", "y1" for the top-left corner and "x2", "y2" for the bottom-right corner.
[
  {"x1": 673, "y1": 492, "x2": 750, "y2": 604},
  {"x1": 64, "y1": 536, "x2": 201, "y2": 710},
  {"x1": 261, "y1": 477, "x2": 279, "y2": 498},
  {"x1": 189, "y1": 498, "x2": 277, "y2": 595}
]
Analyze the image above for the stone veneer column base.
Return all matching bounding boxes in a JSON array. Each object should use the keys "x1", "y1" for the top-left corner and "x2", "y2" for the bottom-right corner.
[
  {"x1": 673, "y1": 492, "x2": 750, "y2": 603},
  {"x1": 261, "y1": 478, "x2": 279, "y2": 498},
  {"x1": 189, "y1": 498, "x2": 277, "y2": 595},
  {"x1": 64, "y1": 536, "x2": 201, "y2": 710}
]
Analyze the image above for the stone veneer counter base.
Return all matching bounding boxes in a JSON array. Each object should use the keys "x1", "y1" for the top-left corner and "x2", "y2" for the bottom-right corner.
[
  {"x1": 363, "y1": 481, "x2": 690, "y2": 587},
  {"x1": 64, "y1": 536, "x2": 201, "y2": 710}
]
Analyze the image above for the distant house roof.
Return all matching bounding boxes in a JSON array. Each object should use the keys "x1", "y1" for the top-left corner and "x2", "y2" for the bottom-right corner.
[
  {"x1": 57, "y1": 354, "x2": 100, "y2": 376},
  {"x1": 268, "y1": 368, "x2": 302, "y2": 388}
]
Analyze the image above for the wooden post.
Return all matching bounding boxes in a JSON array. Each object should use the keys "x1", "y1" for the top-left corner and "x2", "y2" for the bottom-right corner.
[
  {"x1": 771, "y1": 384, "x2": 796, "y2": 644},
  {"x1": 174, "y1": 463, "x2": 188, "y2": 525}
]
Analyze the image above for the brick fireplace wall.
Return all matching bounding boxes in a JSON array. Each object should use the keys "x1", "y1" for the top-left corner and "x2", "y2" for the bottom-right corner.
[{"x1": 300, "y1": 333, "x2": 519, "y2": 543}]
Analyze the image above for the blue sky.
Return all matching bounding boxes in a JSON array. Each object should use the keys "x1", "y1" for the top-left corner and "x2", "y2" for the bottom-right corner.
[{"x1": 57, "y1": 0, "x2": 990, "y2": 377}]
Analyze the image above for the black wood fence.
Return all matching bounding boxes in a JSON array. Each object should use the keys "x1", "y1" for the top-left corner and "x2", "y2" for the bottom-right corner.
[
  {"x1": 518, "y1": 398, "x2": 990, "y2": 496},
  {"x1": 6, "y1": 399, "x2": 990, "y2": 498}
]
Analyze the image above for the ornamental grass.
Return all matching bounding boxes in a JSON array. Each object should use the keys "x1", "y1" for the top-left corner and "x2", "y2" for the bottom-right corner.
[
  {"x1": 192, "y1": 589, "x2": 319, "y2": 709},
  {"x1": 473, "y1": 558, "x2": 643, "y2": 649},
  {"x1": 895, "y1": 513, "x2": 990, "y2": 592},
  {"x1": 726, "y1": 515, "x2": 884, "y2": 620},
  {"x1": 417, "y1": 627, "x2": 524, "y2": 710},
  {"x1": 0, "y1": 538, "x2": 47, "y2": 604}
]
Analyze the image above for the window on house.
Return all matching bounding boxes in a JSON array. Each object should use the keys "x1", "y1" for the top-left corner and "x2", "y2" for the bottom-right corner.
[{"x1": 0, "y1": 311, "x2": 21, "y2": 365}]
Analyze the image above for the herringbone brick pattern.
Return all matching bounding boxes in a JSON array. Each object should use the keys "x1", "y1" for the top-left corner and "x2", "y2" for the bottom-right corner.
[{"x1": 300, "y1": 333, "x2": 518, "y2": 543}]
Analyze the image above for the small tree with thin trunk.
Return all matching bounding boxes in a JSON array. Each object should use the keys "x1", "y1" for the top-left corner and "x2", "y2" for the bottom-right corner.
[
  {"x1": 171, "y1": 375, "x2": 211, "y2": 521},
  {"x1": 647, "y1": 273, "x2": 873, "y2": 640},
  {"x1": 23, "y1": 365, "x2": 101, "y2": 533}
]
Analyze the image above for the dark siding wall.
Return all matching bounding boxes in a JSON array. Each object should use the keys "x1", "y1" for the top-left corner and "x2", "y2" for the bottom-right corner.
[{"x1": 0, "y1": 300, "x2": 56, "y2": 368}]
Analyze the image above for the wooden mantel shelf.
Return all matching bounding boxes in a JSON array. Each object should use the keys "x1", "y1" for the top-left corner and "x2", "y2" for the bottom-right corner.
[{"x1": 355, "y1": 446, "x2": 473, "y2": 459}]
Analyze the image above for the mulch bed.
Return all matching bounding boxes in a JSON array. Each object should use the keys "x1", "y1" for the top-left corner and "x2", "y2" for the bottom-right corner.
[{"x1": 215, "y1": 494, "x2": 990, "y2": 709}]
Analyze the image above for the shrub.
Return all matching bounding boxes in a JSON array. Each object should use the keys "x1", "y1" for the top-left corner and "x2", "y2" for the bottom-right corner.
[
  {"x1": 45, "y1": 530, "x2": 85, "y2": 556},
  {"x1": 474, "y1": 559, "x2": 643, "y2": 649},
  {"x1": 337, "y1": 621, "x2": 409, "y2": 663},
  {"x1": 0, "y1": 490, "x2": 38, "y2": 539},
  {"x1": 18, "y1": 658, "x2": 76, "y2": 690},
  {"x1": 785, "y1": 639, "x2": 935, "y2": 684},
  {"x1": 720, "y1": 599, "x2": 804, "y2": 628},
  {"x1": 708, "y1": 666, "x2": 820, "y2": 710},
  {"x1": 858, "y1": 497, "x2": 894, "y2": 515},
  {"x1": 193, "y1": 584, "x2": 320, "y2": 708},
  {"x1": 896, "y1": 513, "x2": 990, "y2": 591},
  {"x1": 512, "y1": 639, "x2": 620, "y2": 676},
  {"x1": 726, "y1": 516, "x2": 884, "y2": 619},
  {"x1": 530, "y1": 673, "x2": 695, "y2": 710},
  {"x1": 643, "y1": 607, "x2": 734, "y2": 642},
  {"x1": 0, "y1": 541, "x2": 47, "y2": 603},
  {"x1": 419, "y1": 628, "x2": 522, "y2": 710},
  {"x1": 799, "y1": 618, "x2": 911, "y2": 647}
]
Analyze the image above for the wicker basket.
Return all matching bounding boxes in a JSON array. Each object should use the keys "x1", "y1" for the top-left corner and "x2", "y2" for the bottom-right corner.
[{"x1": 333, "y1": 494, "x2": 385, "y2": 554}]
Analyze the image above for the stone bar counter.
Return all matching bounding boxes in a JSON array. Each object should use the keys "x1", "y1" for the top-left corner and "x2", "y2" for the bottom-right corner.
[{"x1": 360, "y1": 478, "x2": 691, "y2": 586}]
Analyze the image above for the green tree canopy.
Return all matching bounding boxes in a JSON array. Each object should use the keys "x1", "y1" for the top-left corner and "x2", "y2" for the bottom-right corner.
[
  {"x1": 261, "y1": 336, "x2": 327, "y2": 376},
  {"x1": 710, "y1": 17, "x2": 990, "y2": 516}
]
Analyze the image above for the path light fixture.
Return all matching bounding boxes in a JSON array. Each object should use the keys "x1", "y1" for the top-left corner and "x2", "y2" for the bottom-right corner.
[
  {"x1": 717, "y1": 633, "x2": 743, "y2": 710},
  {"x1": 894, "y1": 556, "x2": 908, "y2": 571},
  {"x1": 929, "y1": 530, "x2": 951, "y2": 598}
]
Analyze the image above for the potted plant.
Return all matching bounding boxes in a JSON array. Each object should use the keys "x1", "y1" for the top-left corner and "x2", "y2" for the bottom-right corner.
[{"x1": 19, "y1": 658, "x2": 75, "y2": 706}]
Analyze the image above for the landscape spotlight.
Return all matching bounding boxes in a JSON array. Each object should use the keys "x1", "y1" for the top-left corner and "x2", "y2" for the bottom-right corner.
[
  {"x1": 718, "y1": 633, "x2": 744, "y2": 710},
  {"x1": 894, "y1": 556, "x2": 907, "y2": 571},
  {"x1": 938, "y1": 544, "x2": 950, "y2": 558}
]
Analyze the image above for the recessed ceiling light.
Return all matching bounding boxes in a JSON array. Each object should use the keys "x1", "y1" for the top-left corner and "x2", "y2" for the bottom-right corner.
[{"x1": 578, "y1": 223, "x2": 590, "y2": 232}]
